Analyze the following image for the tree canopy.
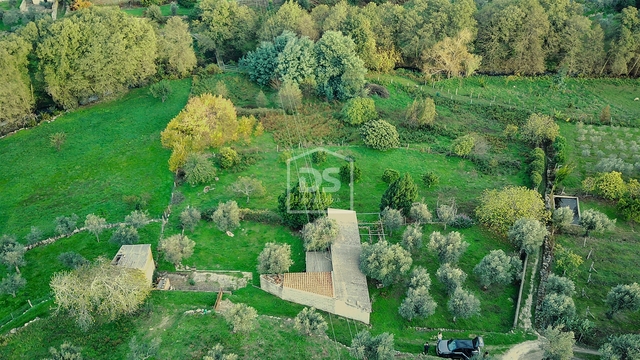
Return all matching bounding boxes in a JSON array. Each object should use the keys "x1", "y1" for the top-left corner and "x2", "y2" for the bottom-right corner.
[{"x1": 475, "y1": 186, "x2": 549, "y2": 234}]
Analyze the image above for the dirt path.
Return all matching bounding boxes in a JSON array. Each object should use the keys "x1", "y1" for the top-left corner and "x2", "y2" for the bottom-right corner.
[{"x1": 501, "y1": 340, "x2": 600, "y2": 360}]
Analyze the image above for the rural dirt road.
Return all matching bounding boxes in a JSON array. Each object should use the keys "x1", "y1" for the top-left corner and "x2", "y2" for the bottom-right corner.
[{"x1": 501, "y1": 339, "x2": 600, "y2": 359}]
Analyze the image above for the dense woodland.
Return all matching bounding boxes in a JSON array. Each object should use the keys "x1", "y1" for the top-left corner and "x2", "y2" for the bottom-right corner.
[{"x1": 3, "y1": 0, "x2": 640, "y2": 133}]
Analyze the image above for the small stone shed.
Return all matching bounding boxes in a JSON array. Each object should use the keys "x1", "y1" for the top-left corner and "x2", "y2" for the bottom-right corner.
[
  {"x1": 261, "y1": 208, "x2": 372, "y2": 323},
  {"x1": 111, "y1": 244, "x2": 155, "y2": 286}
]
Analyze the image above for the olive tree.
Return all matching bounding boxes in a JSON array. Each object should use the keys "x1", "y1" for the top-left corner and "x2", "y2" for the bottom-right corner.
[
  {"x1": 180, "y1": 206, "x2": 201, "y2": 233},
  {"x1": 158, "y1": 234, "x2": 195, "y2": 267},
  {"x1": 301, "y1": 217, "x2": 339, "y2": 251},
  {"x1": 0, "y1": 235, "x2": 25, "y2": 274},
  {"x1": 473, "y1": 250, "x2": 522, "y2": 289},
  {"x1": 541, "y1": 325, "x2": 575, "y2": 360},
  {"x1": 436, "y1": 263, "x2": 467, "y2": 294},
  {"x1": 50, "y1": 260, "x2": 151, "y2": 330},
  {"x1": 600, "y1": 334, "x2": 640, "y2": 360},
  {"x1": 109, "y1": 225, "x2": 139, "y2": 246},
  {"x1": 203, "y1": 344, "x2": 239, "y2": 360},
  {"x1": 58, "y1": 252, "x2": 88, "y2": 269},
  {"x1": 360, "y1": 240, "x2": 412, "y2": 287},
  {"x1": 223, "y1": 303, "x2": 258, "y2": 334},
  {"x1": 579, "y1": 209, "x2": 616, "y2": 237},
  {"x1": 0, "y1": 273, "x2": 26, "y2": 298},
  {"x1": 398, "y1": 285, "x2": 437, "y2": 321},
  {"x1": 408, "y1": 267, "x2": 432, "y2": 289},
  {"x1": 125, "y1": 210, "x2": 151, "y2": 229},
  {"x1": 605, "y1": 283, "x2": 640, "y2": 318},
  {"x1": 539, "y1": 293, "x2": 576, "y2": 328},
  {"x1": 44, "y1": 342, "x2": 84, "y2": 360},
  {"x1": 350, "y1": 331, "x2": 395, "y2": 360},
  {"x1": 448, "y1": 288, "x2": 481, "y2": 321},
  {"x1": 428, "y1": 231, "x2": 468, "y2": 264},
  {"x1": 401, "y1": 225, "x2": 423, "y2": 252},
  {"x1": 55, "y1": 214, "x2": 79, "y2": 235},
  {"x1": 552, "y1": 206, "x2": 574, "y2": 232},
  {"x1": 229, "y1": 177, "x2": 266, "y2": 203},
  {"x1": 436, "y1": 202, "x2": 457, "y2": 230},
  {"x1": 293, "y1": 307, "x2": 328, "y2": 336},
  {"x1": 381, "y1": 207, "x2": 403, "y2": 236},
  {"x1": 546, "y1": 274, "x2": 576, "y2": 297},
  {"x1": 409, "y1": 202, "x2": 432, "y2": 224},
  {"x1": 257, "y1": 243, "x2": 293, "y2": 274},
  {"x1": 507, "y1": 218, "x2": 548, "y2": 255},
  {"x1": 84, "y1": 214, "x2": 107, "y2": 242},
  {"x1": 212, "y1": 200, "x2": 240, "y2": 232}
]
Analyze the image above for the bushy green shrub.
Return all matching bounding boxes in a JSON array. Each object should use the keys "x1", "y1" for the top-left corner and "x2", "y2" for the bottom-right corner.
[
  {"x1": 183, "y1": 153, "x2": 216, "y2": 185},
  {"x1": 422, "y1": 171, "x2": 440, "y2": 188},
  {"x1": 450, "y1": 134, "x2": 476, "y2": 157},
  {"x1": 177, "y1": 0, "x2": 195, "y2": 8},
  {"x1": 219, "y1": 147, "x2": 239, "y2": 169},
  {"x1": 361, "y1": 120, "x2": 399, "y2": 150},
  {"x1": 312, "y1": 150, "x2": 327, "y2": 164},
  {"x1": 341, "y1": 97, "x2": 377, "y2": 125},
  {"x1": 382, "y1": 169, "x2": 400, "y2": 184},
  {"x1": 405, "y1": 97, "x2": 436, "y2": 128},
  {"x1": 339, "y1": 162, "x2": 361, "y2": 183}
]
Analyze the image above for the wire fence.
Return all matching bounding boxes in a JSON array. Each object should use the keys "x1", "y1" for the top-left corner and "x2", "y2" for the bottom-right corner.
[{"x1": 0, "y1": 295, "x2": 52, "y2": 331}]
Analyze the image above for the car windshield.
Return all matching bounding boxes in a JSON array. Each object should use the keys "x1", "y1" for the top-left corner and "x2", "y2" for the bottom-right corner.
[{"x1": 447, "y1": 340, "x2": 457, "y2": 352}]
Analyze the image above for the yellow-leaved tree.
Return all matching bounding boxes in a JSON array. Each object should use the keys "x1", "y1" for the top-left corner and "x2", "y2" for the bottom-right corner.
[{"x1": 162, "y1": 94, "x2": 260, "y2": 171}]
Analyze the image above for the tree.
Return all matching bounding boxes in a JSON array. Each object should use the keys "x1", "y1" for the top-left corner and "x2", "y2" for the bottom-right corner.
[
  {"x1": 110, "y1": 225, "x2": 139, "y2": 246},
  {"x1": 409, "y1": 202, "x2": 432, "y2": 225},
  {"x1": 508, "y1": 218, "x2": 548, "y2": 255},
  {"x1": 314, "y1": 31, "x2": 367, "y2": 101},
  {"x1": 381, "y1": 207, "x2": 403, "y2": 236},
  {"x1": 25, "y1": 226, "x2": 43, "y2": 245},
  {"x1": 422, "y1": 171, "x2": 440, "y2": 188},
  {"x1": 50, "y1": 260, "x2": 151, "y2": 330},
  {"x1": 58, "y1": 252, "x2": 88, "y2": 269},
  {"x1": 476, "y1": 186, "x2": 549, "y2": 234},
  {"x1": 340, "y1": 162, "x2": 362, "y2": 184},
  {"x1": 277, "y1": 182, "x2": 333, "y2": 229},
  {"x1": 203, "y1": 344, "x2": 239, "y2": 360},
  {"x1": 428, "y1": 231, "x2": 469, "y2": 265},
  {"x1": 380, "y1": 174, "x2": 418, "y2": 216},
  {"x1": 553, "y1": 244, "x2": 583, "y2": 279},
  {"x1": 521, "y1": 113, "x2": 560, "y2": 146},
  {"x1": 180, "y1": 207, "x2": 201, "y2": 233},
  {"x1": 301, "y1": 217, "x2": 339, "y2": 251},
  {"x1": 84, "y1": 214, "x2": 106, "y2": 242},
  {"x1": 421, "y1": 29, "x2": 481, "y2": 79},
  {"x1": 125, "y1": 210, "x2": 151, "y2": 229},
  {"x1": 156, "y1": 17, "x2": 197, "y2": 78},
  {"x1": 473, "y1": 250, "x2": 522, "y2": 289},
  {"x1": 436, "y1": 263, "x2": 467, "y2": 294},
  {"x1": 255, "y1": 91, "x2": 269, "y2": 108},
  {"x1": 399, "y1": 285, "x2": 437, "y2": 321},
  {"x1": 606, "y1": 283, "x2": 640, "y2": 318},
  {"x1": 127, "y1": 336, "x2": 161, "y2": 360},
  {"x1": 341, "y1": 97, "x2": 377, "y2": 126},
  {"x1": 158, "y1": 234, "x2": 195, "y2": 267},
  {"x1": 278, "y1": 80, "x2": 302, "y2": 114},
  {"x1": 600, "y1": 334, "x2": 640, "y2": 360},
  {"x1": 257, "y1": 243, "x2": 293, "y2": 274},
  {"x1": 360, "y1": 240, "x2": 412, "y2": 287},
  {"x1": 149, "y1": 81, "x2": 173, "y2": 103},
  {"x1": 361, "y1": 120, "x2": 400, "y2": 151},
  {"x1": 212, "y1": 200, "x2": 240, "y2": 232},
  {"x1": 55, "y1": 214, "x2": 79, "y2": 235},
  {"x1": 293, "y1": 307, "x2": 328, "y2": 336},
  {"x1": 600, "y1": 105, "x2": 612, "y2": 124},
  {"x1": 145, "y1": 5, "x2": 164, "y2": 23},
  {"x1": 350, "y1": 331, "x2": 395, "y2": 360},
  {"x1": 618, "y1": 191, "x2": 640, "y2": 223},
  {"x1": 448, "y1": 288, "x2": 481, "y2": 321},
  {"x1": 38, "y1": 7, "x2": 157, "y2": 109},
  {"x1": 0, "y1": 236, "x2": 25, "y2": 274},
  {"x1": 0, "y1": 33, "x2": 34, "y2": 127},
  {"x1": 382, "y1": 169, "x2": 400, "y2": 184},
  {"x1": 222, "y1": 303, "x2": 258, "y2": 334},
  {"x1": 401, "y1": 225, "x2": 423, "y2": 252},
  {"x1": 450, "y1": 134, "x2": 477, "y2": 157},
  {"x1": 583, "y1": 171, "x2": 627, "y2": 201},
  {"x1": 408, "y1": 266, "x2": 432, "y2": 289},
  {"x1": 0, "y1": 273, "x2": 26, "y2": 298},
  {"x1": 437, "y1": 202, "x2": 457, "y2": 230},
  {"x1": 579, "y1": 209, "x2": 616, "y2": 237},
  {"x1": 44, "y1": 342, "x2": 83, "y2": 360},
  {"x1": 259, "y1": 1, "x2": 318, "y2": 41},
  {"x1": 541, "y1": 325, "x2": 575, "y2": 360},
  {"x1": 229, "y1": 177, "x2": 266, "y2": 203},
  {"x1": 552, "y1": 206, "x2": 574, "y2": 232},
  {"x1": 546, "y1": 274, "x2": 576, "y2": 297},
  {"x1": 539, "y1": 293, "x2": 576, "y2": 328},
  {"x1": 218, "y1": 147, "x2": 239, "y2": 169},
  {"x1": 47, "y1": 132, "x2": 68, "y2": 152},
  {"x1": 161, "y1": 94, "x2": 240, "y2": 171}
]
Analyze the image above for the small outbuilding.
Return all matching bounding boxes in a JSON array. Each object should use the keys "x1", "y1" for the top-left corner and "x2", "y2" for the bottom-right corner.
[
  {"x1": 111, "y1": 244, "x2": 155, "y2": 286},
  {"x1": 553, "y1": 195, "x2": 581, "y2": 224}
]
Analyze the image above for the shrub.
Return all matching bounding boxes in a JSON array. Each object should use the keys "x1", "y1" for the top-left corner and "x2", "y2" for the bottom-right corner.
[
  {"x1": 365, "y1": 83, "x2": 389, "y2": 98},
  {"x1": 144, "y1": 5, "x2": 164, "y2": 23},
  {"x1": 177, "y1": 0, "x2": 195, "y2": 8},
  {"x1": 476, "y1": 186, "x2": 549, "y2": 234},
  {"x1": 183, "y1": 153, "x2": 217, "y2": 185},
  {"x1": 449, "y1": 214, "x2": 474, "y2": 229},
  {"x1": 311, "y1": 150, "x2": 327, "y2": 164},
  {"x1": 450, "y1": 134, "x2": 476, "y2": 157},
  {"x1": 360, "y1": 120, "x2": 400, "y2": 151},
  {"x1": 214, "y1": 81, "x2": 229, "y2": 98},
  {"x1": 339, "y1": 162, "x2": 362, "y2": 183},
  {"x1": 110, "y1": 225, "x2": 139, "y2": 245},
  {"x1": 293, "y1": 307, "x2": 328, "y2": 336},
  {"x1": 382, "y1": 169, "x2": 400, "y2": 184},
  {"x1": 341, "y1": 97, "x2": 377, "y2": 125},
  {"x1": 405, "y1": 97, "x2": 436, "y2": 128},
  {"x1": 149, "y1": 80, "x2": 172, "y2": 102},
  {"x1": 55, "y1": 214, "x2": 79, "y2": 235},
  {"x1": 553, "y1": 244, "x2": 583, "y2": 279},
  {"x1": 521, "y1": 113, "x2": 560, "y2": 146},
  {"x1": 255, "y1": 90, "x2": 269, "y2": 107},
  {"x1": 24, "y1": 226, "x2": 43, "y2": 245},
  {"x1": 421, "y1": 171, "x2": 440, "y2": 188},
  {"x1": 58, "y1": 252, "x2": 88, "y2": 269},
  {"x1": 380, "y1": 174, "x2": 418, "y2": 216},
  {"x1": 218, "y1": 147, "x2": 239, "y2": 169}
]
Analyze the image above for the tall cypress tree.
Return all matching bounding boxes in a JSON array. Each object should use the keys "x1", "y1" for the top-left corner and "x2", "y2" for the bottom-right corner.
[
  {"x1": 278, "y1": 182, "x2": 333, "y2": 229},
  {"x1": 380, "y1": 174, "x2": 418, "y2": 216}
]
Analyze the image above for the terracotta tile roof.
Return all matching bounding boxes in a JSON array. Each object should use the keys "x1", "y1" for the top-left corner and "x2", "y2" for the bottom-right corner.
[{"x1": 283, "y1": 272, "x2": 333, "y2": 298}]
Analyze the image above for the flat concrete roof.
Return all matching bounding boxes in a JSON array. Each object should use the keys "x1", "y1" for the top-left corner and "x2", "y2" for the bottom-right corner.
[
  {"x1": 306, "y1": 251, "x2": 332, "y2": 272},
  {"x1": 328, "y1": 208, "x2": 372, "y2": 312},
  {"x1": 111, "y1": 244, "x2": 152, "y2": 270}
]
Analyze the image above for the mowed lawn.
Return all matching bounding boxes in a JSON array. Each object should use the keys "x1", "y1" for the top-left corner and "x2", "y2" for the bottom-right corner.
[{"x1": 0, "y1": 79, "x2": 191, "y2": 239}]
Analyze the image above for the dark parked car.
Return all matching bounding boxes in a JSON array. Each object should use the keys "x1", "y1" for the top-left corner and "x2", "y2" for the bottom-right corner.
[{"x1": 436, "y1": 336, "x2": 484, "y2": 359}]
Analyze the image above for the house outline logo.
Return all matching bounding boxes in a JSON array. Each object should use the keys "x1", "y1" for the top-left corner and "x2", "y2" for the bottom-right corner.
[{"x1": 286, "y1": 147, "x2": 354, "y2": 214}]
